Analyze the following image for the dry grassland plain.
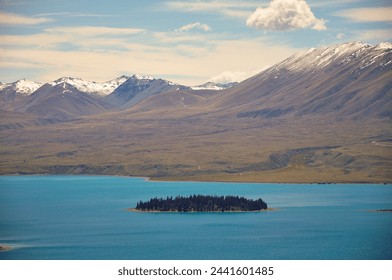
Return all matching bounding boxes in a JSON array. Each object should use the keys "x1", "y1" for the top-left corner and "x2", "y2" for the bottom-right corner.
[{"x1": 1, "y1": 106, "x2": 390, "y2": 183}]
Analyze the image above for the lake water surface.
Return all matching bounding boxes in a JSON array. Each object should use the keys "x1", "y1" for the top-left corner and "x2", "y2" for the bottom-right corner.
[{"x1": 0, "y1": 176, "x2": 391, "y2": 260}]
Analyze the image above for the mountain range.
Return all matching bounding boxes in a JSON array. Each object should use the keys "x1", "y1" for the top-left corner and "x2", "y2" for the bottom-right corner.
[
  {"x1": 0, "y1": 74, "x2": 237, "y2": 118},
  {"x1": 0, "y1": 41, "x2": 391, "y2": 183}
]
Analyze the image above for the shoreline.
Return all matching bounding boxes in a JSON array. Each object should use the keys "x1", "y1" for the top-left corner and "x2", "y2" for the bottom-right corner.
[
  {"x1": 0, "y1": 173, "x2": 390, "y2": 185},
  {"x1": 147, "y1": 177, "x2": 390, "y2": 185},
  {"x1": 0, "y1": 245, "x2": 12, "y2": 252},
  {"x1": 127, "y1": 207, "x2": 278, "y2": 213}
]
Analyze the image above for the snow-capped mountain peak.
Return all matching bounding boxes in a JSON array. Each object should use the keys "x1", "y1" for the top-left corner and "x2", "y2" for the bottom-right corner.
[
  {"x1": 9, "y1": 79, "x2": 43, "y2": 96},
  {"x1": 375, "y1": 42, "x2": 392, "y2": 50},
  {"x1": 49, "y1": 76, "x2": 129, "y2": 96},
  {"x1": 0, "y1": 82, "x2": 6, "y2": 91},
  {"x1": 127, "y1": 74, "x2": 180, "y2": 86},
  {"x1": 192, "y1": 81, "x2": 237, "y2": 91},
  {"x1": 50, "y1": 77, "x2": 88, "y2": 86},
  {"x1": 269, "y1": 41, "x2": 390, "y2": 74},
  {"x1": 132, "y1": 74, "x2": 154, "y2": 80},
  {"x1": 99, "y1": 76, "x2": 130, "y2": 95}
]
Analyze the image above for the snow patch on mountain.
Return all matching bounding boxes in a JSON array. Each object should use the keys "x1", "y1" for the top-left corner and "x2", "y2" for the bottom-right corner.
[
  {"x1": 130, "y1": 74, "x2": 180, "y2": 86},
  {"x1": 99, "y1": 76, "x2": 129, "y2": 95},
  {"x1": 269, "y1": 41, "x2": 391, "y2": 75},
  {"x1": 0, "y1": 79, "x2": 43, "y2": 96},
  {"x1": 15, "y1": 79, "x2": 43, "y2": 95},
  {"x1": 192, "y1": 82, "x2": 237, "y2": 91},
  {"x1": 47, "y1": 75, "x2": 181, "y2": 96},
  {"x1": 375, "y1": 42, "x2": 392, "y2": 50},
  {"x1": 133, "y1": 74, "x2": 154, "y2": 81},
  {"x1": 50, "y1": 76, "x2": 129, "y2": 96}
]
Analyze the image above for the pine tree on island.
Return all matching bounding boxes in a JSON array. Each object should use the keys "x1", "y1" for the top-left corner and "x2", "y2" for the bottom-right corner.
[{"x1": 135, "y1": 195, "x2": 268, "y2": 212}]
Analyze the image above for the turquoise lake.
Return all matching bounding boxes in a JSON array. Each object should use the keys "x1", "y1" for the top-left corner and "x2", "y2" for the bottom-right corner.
[{"x1": 0, "y1": 176, "x2": 391, "y2": 260}]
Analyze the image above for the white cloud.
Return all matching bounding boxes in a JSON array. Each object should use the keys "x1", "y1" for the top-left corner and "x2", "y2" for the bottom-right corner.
[
  {"x1": 354, "y1": 29, "x2": 392, "y2": 43},
  {"x1": 309, "y1": 0, "x2": 362, "y2": 8},
  {"x1": 167, "y1": 0, "x2": 258, "y2": 11},
  {"x1": 209, "y1": 67, "x2": 270, "y2": 83},
  {"x1": 220, "y1": 9, "x2": 253, "y2": 18},
  {"x1": 209, "y1": 71, "x2": 249, "y2": 83},
  {"x1": 0, "y1": 18, "x2": 300, "y2": 85},
  {"x1": 0, "y1": 11, "x2": 53, "y2": 25},
  {"x1": 336, "y1": 33, "x2": 345, "y2": 40},
  {"x1": 246, "y1": 0, "x2": 327, "y2": 31},
  {"x1": 0, "y1": 26, "x2": 145, "y2": 51},
  {"x1": 153, "y1": 31, "x2": 211, "y2": 44},
  {"x1": 45, "y1": 26, "x2": 145, "y2": 37},
  {"x1": 166, "y1": 0, "x2": 258, "y2": 18},
  {"x1": 36, "y1": 12, "x2": 111, "y2": 18},
  {"x1": 175, "y1": 22, "x2": 211, "y2": 32},
  {"x1": 334, "y1": 7, "x2": 392, "y2": 23},
  {"x1": 0, "y1": 33, "x2": 299, "y2": 85}
]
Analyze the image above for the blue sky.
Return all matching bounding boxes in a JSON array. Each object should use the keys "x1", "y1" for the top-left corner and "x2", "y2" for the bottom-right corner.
[{"x1": 0, "y1": 0, "x2": 391, "y2": 85}]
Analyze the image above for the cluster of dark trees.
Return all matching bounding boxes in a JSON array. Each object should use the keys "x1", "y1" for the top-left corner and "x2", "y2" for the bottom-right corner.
[{"x1": 135, "y1": 195, "x2": 268, "y2": 212}]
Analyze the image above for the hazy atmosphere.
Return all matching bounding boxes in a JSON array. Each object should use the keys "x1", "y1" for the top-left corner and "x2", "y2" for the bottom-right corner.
[{"x1": 1, "y1": 0, "x2": 391, "y2": 85}]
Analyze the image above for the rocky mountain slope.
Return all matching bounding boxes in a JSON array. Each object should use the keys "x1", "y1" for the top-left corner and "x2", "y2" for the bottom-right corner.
[
  {"x1": 0, "y1": 79, "x2": 43, "y2": 110},
  {"x1": 14, "y1": 82, "x2": 109, "y2": 119},
  {"x1": 0, "y1": 42, "x2": 391, "y2": 182},
  {"x1": 104, "y1": 75, "x2": 190, "y2": 109},
  {"x1": 1, "y1": 41, "x2": 390, "y2": 120},
  {"x1": 0, "y1": 75, "x2": 191, "y2": 119},
  {"x1": 210, "y1": 42, "x2": 392, "y2": 120},
  {"x1": 49, "y1": 76, "x2": 129, "y2": 96}
]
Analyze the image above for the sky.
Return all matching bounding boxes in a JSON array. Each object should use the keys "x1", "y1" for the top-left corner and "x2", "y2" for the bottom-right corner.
[{"x1": 0, "y1": 0, "x2": 391, "y2": 86}]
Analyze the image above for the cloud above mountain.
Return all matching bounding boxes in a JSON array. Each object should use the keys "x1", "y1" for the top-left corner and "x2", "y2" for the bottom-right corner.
[
  {"x1": 0, "y1": 11, "x2": 53, "y2": 25},
  {"x1": 246, "y1": 0, "x2": 327, "y2": 31},
  {"x1": 334, "y1": 7, "x2": 392, "y2": 23},
  {"x1": 209, "y1": 71, "x2": 249, "y2": 84},
  {"x1": 0, "y1": 0, "x2": 390, "y2": 86},
  {"x1": 166, "y1": 1, "x2": 257, "y2": 18},
  {"x1": 175, "y1": 22, "x2": 211, "y2": 32},
  {"x1": 208, "y1": 67, "x2": 269, "y2": 84}
]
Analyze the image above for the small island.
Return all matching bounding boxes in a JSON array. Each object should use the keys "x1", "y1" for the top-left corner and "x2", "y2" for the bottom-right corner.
[
  {"x1": 132, "y1": 195, "x2": 268, "y2": 212},
  {"x1": 0, "y1": 244, "x2": 12, "y2": 251},
  {"x1": 368, "y1": 209, "x2": 392, "y2": 212}
]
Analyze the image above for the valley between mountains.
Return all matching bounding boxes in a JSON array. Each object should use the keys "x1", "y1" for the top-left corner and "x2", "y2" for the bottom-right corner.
[{"x1": 1, "y1": 42, "x2": 391, "y2": 183}]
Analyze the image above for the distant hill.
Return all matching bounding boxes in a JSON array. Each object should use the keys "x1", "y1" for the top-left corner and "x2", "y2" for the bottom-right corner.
[
  {"x1": 0, "y1": 79, "x2": 42, "y2": 110},
  {"x1": 0, "y1": 75, "x2": 192, "y2": 119},
  {"x1": 104, "y1": 75, "x2": 190, "y2": 109},
  {"x1": 14, "y1": 82, "x2": 108, "y2": 120},
  {"x1": 121, "y1": 41, "x2": 391, "y2": 121},
  {"x1": 209, "y1": 42, "x2": 392, "y2": 120},
  {"x1": 1, "y1": 42, "x2": 390, "y2": 120},
  {"x1": 0, "y1": 42, "x2": 391, "y2": 183}
]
